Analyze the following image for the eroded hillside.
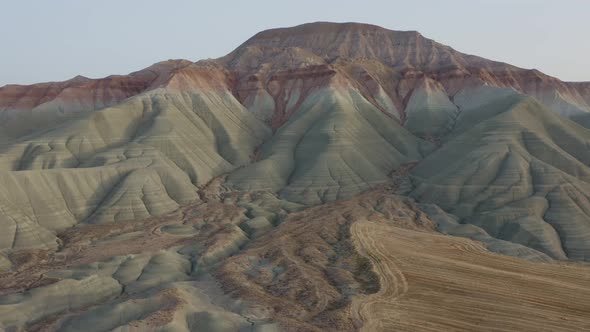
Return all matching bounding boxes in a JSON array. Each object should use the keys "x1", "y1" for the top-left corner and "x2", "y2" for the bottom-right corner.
[{"x1": 1, "y1": 22, "x2": 590, "y2": 331}]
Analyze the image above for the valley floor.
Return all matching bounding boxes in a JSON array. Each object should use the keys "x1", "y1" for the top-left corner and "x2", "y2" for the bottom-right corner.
[
  {"x1": 352, "y1": 220, "x2": 590, "y2": 332},
  {"x1": 1, "y1": 186, "x2": 590, "y2": 331}
]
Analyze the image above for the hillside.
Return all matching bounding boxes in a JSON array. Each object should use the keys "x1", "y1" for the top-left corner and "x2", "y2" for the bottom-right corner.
[{"x1": 1, "y1": 22, "x2": 590, "y2": 331}]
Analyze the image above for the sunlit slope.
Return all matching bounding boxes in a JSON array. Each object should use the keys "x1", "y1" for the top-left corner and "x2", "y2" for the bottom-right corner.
[
  {"x1": 228, "y1": 84, "x2": 432, "y2": 205},
  {"x1": 411, "y1": 95, "x2": 590, "y2": 261},
  {"x1": 0, "y1": 88, "x2": 270, "y2": 250}
]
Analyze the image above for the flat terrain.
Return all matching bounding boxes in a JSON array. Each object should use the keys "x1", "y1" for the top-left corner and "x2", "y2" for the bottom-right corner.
[{"x1": 352, "y1": 220, "x2": 590, "y2": 332}]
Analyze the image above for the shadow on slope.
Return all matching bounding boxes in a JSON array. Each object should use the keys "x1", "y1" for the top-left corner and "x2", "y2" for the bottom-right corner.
[{"x1": 411, "y1": 95, "x2": 590, "y2": 261}]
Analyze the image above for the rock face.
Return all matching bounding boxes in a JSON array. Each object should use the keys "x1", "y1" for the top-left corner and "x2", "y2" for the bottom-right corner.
[{"x1": 1, "y1": 21, "x2": 590, "y2": 331}]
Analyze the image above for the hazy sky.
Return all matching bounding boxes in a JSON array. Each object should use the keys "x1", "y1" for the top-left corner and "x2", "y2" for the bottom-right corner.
[{"x1": 1, "y1": 0, "x2": 589, "y2": 86}]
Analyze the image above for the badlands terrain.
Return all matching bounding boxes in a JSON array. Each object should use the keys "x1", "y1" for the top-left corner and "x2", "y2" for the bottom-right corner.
[{"x1": 1, "y1": 22, "x2": 590, "y2": 331}]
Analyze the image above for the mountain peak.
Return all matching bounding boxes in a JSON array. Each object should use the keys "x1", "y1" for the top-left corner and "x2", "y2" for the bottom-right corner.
[
  {"x1": 249, "y1": 21, "x2": 422, "y2": 38},
  {"x1": 233, "y1": 21, "x2": 470, "y2": 71}
]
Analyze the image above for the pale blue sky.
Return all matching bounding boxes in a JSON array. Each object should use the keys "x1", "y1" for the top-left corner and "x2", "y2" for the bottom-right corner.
[{"x1": 1, "y1": 0, "x2": 588, "y2": 86}]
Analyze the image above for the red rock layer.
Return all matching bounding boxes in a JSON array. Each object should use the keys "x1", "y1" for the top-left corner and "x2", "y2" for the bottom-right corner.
[{"x1": 2, "y1": 22, "x2": 589, "y2": 133}]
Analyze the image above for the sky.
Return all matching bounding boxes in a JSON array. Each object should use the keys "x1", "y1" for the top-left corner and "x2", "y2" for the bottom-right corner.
[{"x1": 1, "y1": 0, "x2": 589, "y2": 86}]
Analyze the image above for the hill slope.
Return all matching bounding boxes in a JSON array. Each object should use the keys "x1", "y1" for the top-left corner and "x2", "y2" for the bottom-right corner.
[
  {"x1": 411, "y1": 95, "x2": 590, "y2": 261},
  {"x1": 1, "y1": 21, "x2": 590, "y2": 332}
]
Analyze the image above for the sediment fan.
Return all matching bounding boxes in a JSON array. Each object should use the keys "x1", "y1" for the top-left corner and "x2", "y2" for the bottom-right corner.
[{"x1": 1, "y1": 22, "x2": 590, "y2": 331}]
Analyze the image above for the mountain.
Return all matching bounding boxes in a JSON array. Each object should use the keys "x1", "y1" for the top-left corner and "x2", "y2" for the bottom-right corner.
[{"x1": 1, "y1": 22, "x2": 590, "y2": 331}]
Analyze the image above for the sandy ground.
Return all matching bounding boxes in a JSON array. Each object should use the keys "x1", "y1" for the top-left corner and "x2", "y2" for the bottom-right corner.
[{"x1": 351, "y1": 220, "x2": 590, "y2": 332}]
